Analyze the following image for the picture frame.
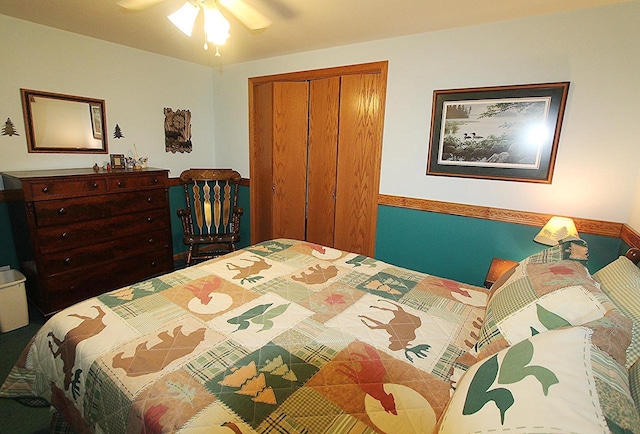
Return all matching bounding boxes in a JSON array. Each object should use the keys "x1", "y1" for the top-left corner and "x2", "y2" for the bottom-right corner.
[
  {"x1": 90, "y1": 103, "x2": 103, "y2": 139},
  {"x1": 110, "y1": 153, "x2": 125, "y2": 169},
  {"x1": 426, "y1": 82, "x2": 570, "y2": 183}
]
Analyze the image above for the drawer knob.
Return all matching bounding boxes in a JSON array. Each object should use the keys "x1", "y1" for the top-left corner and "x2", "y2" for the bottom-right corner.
[
  {"x1": 92, "y1": 182, "x2": 99, "y2": 188},
  {"x1": 146, "y1": 217, "x2": 154, "y2": 223},
  {"x1": 153, "y1": 177, "x2": 159, "y2": 183},
  {"x1": 117, "y1": 181, "x2": 123, "y2": 187},
  {"x1": 147, "y1": 197, "x2": 153, "y2": 203},
  {"x1": 58, "y1": 207, "x2": 66, "y2": 215},
  {"x1": 60, "y1": 232, "x2": 69, "y2": 239},
  {"x1": 151, "y1": 261, "x2": 157, "y2": 267},
  {"x1": 148, "y1": 238, "x2": 154, "y2": 244},
  {"x1": 63, "y1": 257, "x2": 71, "y2": 265},
  {"x1": 42, "y1": 186, "x2": 49, "y2": 193}
]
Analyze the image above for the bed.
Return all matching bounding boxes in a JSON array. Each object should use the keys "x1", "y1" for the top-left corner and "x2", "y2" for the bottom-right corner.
[{"x1": 1, "y1": 238, "x2": 639, "y2": 433}]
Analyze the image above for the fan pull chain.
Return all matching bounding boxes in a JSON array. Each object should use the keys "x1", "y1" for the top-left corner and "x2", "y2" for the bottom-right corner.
[{"x1": 203, "y1": 42, "x2": 222, "y2": 57}]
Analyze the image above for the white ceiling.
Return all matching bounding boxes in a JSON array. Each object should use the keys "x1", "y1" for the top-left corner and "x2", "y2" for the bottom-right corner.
[{"x1": 0, "y1": 0, "x2": 630, "y2": 66}]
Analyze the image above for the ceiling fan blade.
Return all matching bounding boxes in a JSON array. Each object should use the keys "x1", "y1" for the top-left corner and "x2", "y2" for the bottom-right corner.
[
  {"x1": 116, "y1": 0, "x2": 166, "y2": 11},
  {"x1": 218, "y1": 0, "x2": 271, "y2": 30}
]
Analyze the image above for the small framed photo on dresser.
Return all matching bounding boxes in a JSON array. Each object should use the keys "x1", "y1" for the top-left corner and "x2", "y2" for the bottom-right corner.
[{"x1": 110, "y1": 154, "x2": 125, "y2": 169}]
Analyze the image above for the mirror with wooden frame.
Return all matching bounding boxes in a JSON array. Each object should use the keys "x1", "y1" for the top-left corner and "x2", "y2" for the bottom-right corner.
[{"x1": 21, "y1": 88, "x2": 108, "y2": 154}]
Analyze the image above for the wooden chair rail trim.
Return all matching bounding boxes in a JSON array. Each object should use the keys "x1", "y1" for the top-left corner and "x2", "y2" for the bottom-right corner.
[
  {"x1": 620, "y1": 224, "x2": 640, "y2": 249},
  {"x1": 378, "y1": 194, "x2": 624, "y2": 238}
]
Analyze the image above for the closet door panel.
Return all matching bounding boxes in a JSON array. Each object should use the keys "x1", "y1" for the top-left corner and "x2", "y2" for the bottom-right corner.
[
  {"x1": 251, "y1": 83, "x2": 275, "y2": 243},
  {"x1": 307, "y1": 77, "x2": 340, "y2": 246},
  {"x1": 272, "y1": 81, "x2": 309, "y2": 240},
  {"x1": 334, "y1": 73, "x2": 384, "y2": 257}
]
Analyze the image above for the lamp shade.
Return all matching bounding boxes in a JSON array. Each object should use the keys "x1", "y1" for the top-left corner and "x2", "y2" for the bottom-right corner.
[
  {"x1": 203, "y1": 3, "x2": 230, "y2": 46},
  {"x1": 534, "y1": 216, "x2": 579, "y2": 246},
  {"x1": 168, "y1": 1, "x2": 200, "y2": 37}
]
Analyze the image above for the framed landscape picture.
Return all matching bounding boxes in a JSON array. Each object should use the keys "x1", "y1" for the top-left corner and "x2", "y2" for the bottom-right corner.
[{"x1": 426, "y1": 82, "x2": 570, "y2": 183}]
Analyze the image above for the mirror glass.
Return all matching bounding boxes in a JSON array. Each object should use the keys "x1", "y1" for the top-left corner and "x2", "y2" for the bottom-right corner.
[{"x1": 21, "y1": 88, "x2": 108, "y2": 154}]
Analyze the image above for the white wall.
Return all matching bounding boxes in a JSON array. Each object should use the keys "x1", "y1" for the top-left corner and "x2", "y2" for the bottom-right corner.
[
  {"x1": 212, "y1": 1, "x2": 640, "y2": 225},
  {"x1": 0, "y1": 15, "x2": 216, "y2": 178}
]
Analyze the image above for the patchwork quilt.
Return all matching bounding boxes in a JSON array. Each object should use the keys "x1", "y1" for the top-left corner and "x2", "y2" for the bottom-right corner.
[{"x1": 0, "y1": 239, "x2": 488, "y2": 433}]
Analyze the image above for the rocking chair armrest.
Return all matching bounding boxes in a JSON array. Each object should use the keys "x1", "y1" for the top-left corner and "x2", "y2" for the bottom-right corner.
[
  {"x1": 177, "y1": 208, "x2": 193, "y2": 235},
  {"x1": 177, "y1": 207, "x2": 192, "y2": 218}
]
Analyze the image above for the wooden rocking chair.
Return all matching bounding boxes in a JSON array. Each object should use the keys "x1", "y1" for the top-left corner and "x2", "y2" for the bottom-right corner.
[{"x1": 177, "y1": 169, "x2": 243, "y2": 266}]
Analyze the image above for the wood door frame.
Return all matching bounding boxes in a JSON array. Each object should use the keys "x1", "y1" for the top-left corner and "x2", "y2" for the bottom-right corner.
[{"x1": 248, "y1": 61, "x2": 389, "y2": 251}]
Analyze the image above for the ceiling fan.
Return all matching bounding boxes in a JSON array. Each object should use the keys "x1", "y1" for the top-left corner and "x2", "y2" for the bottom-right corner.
[{"x1": 116, "y1": 0, "x2": 271, "y2": 55}]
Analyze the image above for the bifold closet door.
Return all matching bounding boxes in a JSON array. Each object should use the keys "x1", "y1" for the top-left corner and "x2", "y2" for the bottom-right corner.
[
  {"x1": 250, "y1": 62, "x2": 388, "y2": 252},
  {"x1": 306, "y1": 77, "x2": 340, "y2": 247},
  {"x1": 271, "y1": 81, "x2": 309, "y2": 240},
  {"x1": 333, "y1": 73, "x2": 384, "y2": 257},
  {"x1": 252, "y1": 82, "x2": 274, "y2": 244}
]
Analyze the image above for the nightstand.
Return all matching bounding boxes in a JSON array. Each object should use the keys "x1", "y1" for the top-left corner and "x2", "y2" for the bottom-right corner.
[{"x1": 484, "y1": 257, "x2": 519, "y2": 289}]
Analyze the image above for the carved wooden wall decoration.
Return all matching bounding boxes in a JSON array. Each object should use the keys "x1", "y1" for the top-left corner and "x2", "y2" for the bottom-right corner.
[{"x1": 164, "y1": 108, "x2": 192, "y2": 153}]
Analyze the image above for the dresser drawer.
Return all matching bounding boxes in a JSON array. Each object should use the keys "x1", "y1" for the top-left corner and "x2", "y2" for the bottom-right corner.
[
  {"x1": 28, "y1": 177, "x2": 108, "y2": 200},
  {"x1": 41, "y1": 229, "x2": 170, "y2": 275},
  {"x1": 45, "y1": 249, "x2": 173, "y2": 312},
  {"x1": 33, "y1": 189, "x2": 168, "y2": 227},
  {"x1": 34, "y1": 195, "x2": 111, "y2": 226},
  {"x1": 36, "y1": 208, "x2": 169, "y2": 253},
  {"x1": 109, "y1": 173, "x2": 167, "y2": 191},
  {"x1": 110, "y1": 189, "x2": 168, "y2": 216}
]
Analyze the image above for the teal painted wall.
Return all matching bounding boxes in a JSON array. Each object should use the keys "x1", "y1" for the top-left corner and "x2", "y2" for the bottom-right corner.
[
  {"x1": 374, "y1": 205, "x2": 622, "y2": 287},
  {"x1": 237, "y1": 185, "x2": 251, "y2": 249}
]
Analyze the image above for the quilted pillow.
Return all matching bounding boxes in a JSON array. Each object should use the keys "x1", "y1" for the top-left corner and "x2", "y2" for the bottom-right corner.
[
  {"x1": 488, "y1": 238, "x2": 589, "y2": 297},
  {"x1": 439, "y1": 327, "x2": 640, "y2": 433},
  {"x1": 593, "y1": 255, "x2": 640, "y2": 369},
  {"x1": 474, "y1": 256, "x2": 626, "y2": 362},
  {"x1": 520, "y1": 237, "x2": 589, "y2": 264}
]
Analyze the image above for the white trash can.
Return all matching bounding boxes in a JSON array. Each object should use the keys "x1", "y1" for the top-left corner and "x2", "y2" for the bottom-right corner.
[{"x1": 0, "y1": 269, "x2": 29, "y2": 332}]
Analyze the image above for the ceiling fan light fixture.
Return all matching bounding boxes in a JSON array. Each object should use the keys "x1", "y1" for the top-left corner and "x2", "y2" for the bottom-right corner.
[
  {"x1": 203, "y1": 3, "x2": 231, "y2": 47},
  {"x1": 168, "y1": 1, "x2": 200, "y2": 37}
]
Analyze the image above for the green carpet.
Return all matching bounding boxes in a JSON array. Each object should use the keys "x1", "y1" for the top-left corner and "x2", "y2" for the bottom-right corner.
[{"x1": 0, "y1": 305, "x2": 50, "y2": 434}]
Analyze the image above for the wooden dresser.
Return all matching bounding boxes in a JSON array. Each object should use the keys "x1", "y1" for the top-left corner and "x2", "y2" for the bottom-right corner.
[{"x1": 2, "y1": 167, "x2": 174, "y2": 315}]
